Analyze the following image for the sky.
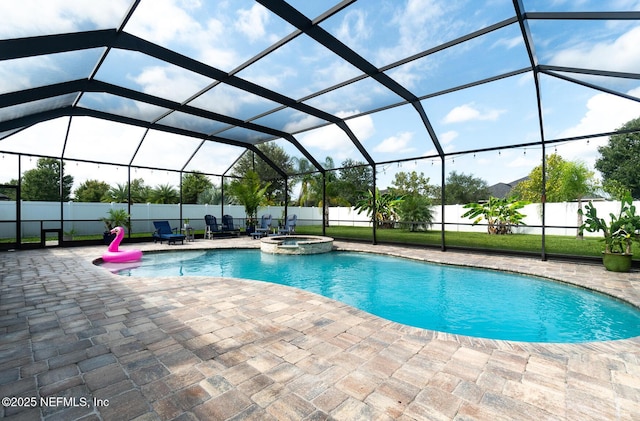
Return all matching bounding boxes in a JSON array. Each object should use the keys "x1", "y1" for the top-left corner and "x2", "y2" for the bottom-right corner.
[{"x1": 1, "y1": 0, "x2": 640, "y2": 197}]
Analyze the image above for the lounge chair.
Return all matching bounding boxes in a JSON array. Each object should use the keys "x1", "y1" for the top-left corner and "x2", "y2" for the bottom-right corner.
[
  {"x1": 152, "y1": 221, "x2": 186, "y2": 245},
  {"x1": 222, "y1": 215, "x2": 241, "y2": 237},
  {"x1": 278, "y1": 214, "x2": 297, "y2": 235},
  {"x1": 204, "y1": 215, "x2": 221, "y2": 239},
  {"x1": 254, "y1": 214, "x2": 272, "y2": 238}
]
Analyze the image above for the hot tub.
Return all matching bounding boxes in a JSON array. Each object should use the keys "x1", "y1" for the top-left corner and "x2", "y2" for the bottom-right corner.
[{"x1": 260, "y1": 235, "x2": 334, "y2": 254}]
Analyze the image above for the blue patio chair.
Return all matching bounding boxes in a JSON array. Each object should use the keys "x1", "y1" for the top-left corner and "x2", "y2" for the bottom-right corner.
[
  {"x1": 255, "y1": 214, "x2": 272, "y2": 237},
  {"x1": 278, "y1": 214, "x2": 297, "y2": 235},
  {"x1": 222, "y1": 215, "x2": 241, "y2": 237},
  {"x1": 204, "y1": 215, "x2": 221, "y2": 239},
  {"x1": 152, "y1": 221, "x2": 186, "y2": 245}
]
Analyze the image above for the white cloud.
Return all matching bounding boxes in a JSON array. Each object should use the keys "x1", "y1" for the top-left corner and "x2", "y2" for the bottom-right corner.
[
  {"x1": 374, "y1": 132, "x2": 415, "y2": 153},
  {"x1": 298, "y1": 114, "x2": 374, "y2": 162},
  {"x1": 440, "y1": 130, "x2": 458, "y2": 144},
  {"x1": 133, "y1": 66, "x2": 209, "y2": 102},
  {"x1": 235, "y1": 3, "x2": 270, "y2": 43},
  {"x1": 554, "y1": 87, "x2": 640, "y2": 168},
  {"x1": 343, "y1": 113, "x2": 375, "y2": 141},
  {"x1": 377, "y1": 0, "x2": 447, "y2": 64},
  {"x1": 492, "y1": 36, "x2": 522, "y2": 50},
  {"x1": 506, "y1": 155, "x2": 539, "y2": 169},
  {"x1": 443, "y1": 103, "x2": 505, "y2": 124},
  {"x1": 125, "y1": 0, "x2": 204, "y2": 45},
  {"x1": 550, "y1": 26, "x2": 640, "y2": 73},
  {"x1": 559, "y1": 87, "x2": 640, "y2": 139},
  {"x1": 335, "y1": 9, "x2": 371, "y2": 46},
  {"x1": 0, "y1": 0, "x2": 130, "y2": 38}
]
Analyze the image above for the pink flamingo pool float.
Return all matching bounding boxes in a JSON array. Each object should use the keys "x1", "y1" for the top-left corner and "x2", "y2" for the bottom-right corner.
[{"x1": 102, "y1": 226, "x2": 143, "y2": 263}]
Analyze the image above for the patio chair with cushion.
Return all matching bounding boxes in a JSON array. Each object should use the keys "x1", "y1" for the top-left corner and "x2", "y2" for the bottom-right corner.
[
  {"x1": 204, "y1": 215, "x2": 221, "y2": 239},
  {"x1": 255, "y1": 214, "x2": 272, "y2": 237},
  {"x1": 152, "y1": 221, "x2": 186, "y2": 245},
  {"x1": 222, "y1": 215, "x2": 241, "y2": 237},
  {"x1": 278, "y1": 214, "x2": 297, "y2": 235}
]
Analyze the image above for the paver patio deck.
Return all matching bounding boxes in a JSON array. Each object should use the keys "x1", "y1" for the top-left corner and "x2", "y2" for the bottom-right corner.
[{"x1": 1, "y1": 238, "x2": 639, "y2": 420}]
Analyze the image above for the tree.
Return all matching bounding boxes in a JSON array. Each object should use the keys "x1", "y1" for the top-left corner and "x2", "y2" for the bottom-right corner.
[
  {"x1": 74, "y1": 179, "x2": 110, "y2": 202},
  {"x1": 462, "y1": 197, "x2": 528, "y2": 235},
  {"x1": 182, "y1": 172, "x2": 212, "y2": 204},
  {"x1": 354, "y1": 188, "x2": 404, "y2": 228},
  {"x1": 130, "y1": 178, "x2": 150, "y2": 203},
  {"x1": 397, "y1": 195, "x2": 434, "y2": 231},
  {"x1": 149, "y1": 184, "x2": 179, "y2": 204},
  {"x1": 198, "y1": 183, "x2": 231, "y2": 205},
  {"x1": 291, "y1": 157, "x2": 318, "y2": 206},
  {"x1": 21, "y1": 158, "x2": 73, "y2": 201},
  {"x1": 227, "y1": 170, "x2": 270, "y2": 225},
  {"x1": 0, "y1": 180, "x2": 19, "y2": 201},
  {"x1": 595, "y1": 116, "x2": 640, "y2": 199},
  {"x1": 388, "y1": 171, "x2": 436, "y2": 198},
  {"x1": 335, "y1": 159, "x2": 373, "y2": 206},
  {"x1": 231, "y1": 143, "x2": 293, "y2": 204},
  {"x1": 512, "y1": 154, "x2": 597, "y2": 238},
  {"x1": 512, "y1": 154, "x2": 596, "y2": 203},
  {"x1": 444, "y1": 171, "x2": 490, "y2": 205},
  {"x1": 103, "y1": 183, "x2": 129, "y2": 203},
  {"x1": 306, "y1": 157, "x2": 350, "y2": 226},
  {"x1": 388, "y1": 171, "x2": 436, "y2": 231}
]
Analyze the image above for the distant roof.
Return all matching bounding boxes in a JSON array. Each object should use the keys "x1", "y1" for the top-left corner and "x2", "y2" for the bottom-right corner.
[{"x1": 489, "y1": 176, "x2": 528, "y2": 198}]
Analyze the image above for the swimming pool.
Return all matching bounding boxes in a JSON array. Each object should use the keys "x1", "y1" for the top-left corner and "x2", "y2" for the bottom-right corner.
[{"x1": 106, "y1": 249, "x2": 640, "y2": 343}]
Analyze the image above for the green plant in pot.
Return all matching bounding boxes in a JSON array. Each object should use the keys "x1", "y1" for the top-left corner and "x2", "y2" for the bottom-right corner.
[
  {"x1": 579, "y1": 192, "x2": 640, "y2": 272},
  {"x1": 228, "y1": 170, "x2": 270, "y2": 235},
  {"x1": 100, "y1": 208, "x2": 131, "y2": 243}
]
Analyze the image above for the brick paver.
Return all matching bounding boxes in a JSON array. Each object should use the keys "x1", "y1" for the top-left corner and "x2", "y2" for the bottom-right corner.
[{"x1": 1, "y1": 238, "x2": 639, "y2": 420}]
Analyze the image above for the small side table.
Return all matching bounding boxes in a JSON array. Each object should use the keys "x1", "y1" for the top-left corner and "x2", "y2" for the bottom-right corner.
[{"x1": 181, "y1": 226, "x2": 195, "y2": 242}]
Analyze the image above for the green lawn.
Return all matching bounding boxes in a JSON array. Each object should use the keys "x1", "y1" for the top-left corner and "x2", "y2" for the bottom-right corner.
[{"x1": 294, "y1": 225, "x2": 639, "y2": 259}]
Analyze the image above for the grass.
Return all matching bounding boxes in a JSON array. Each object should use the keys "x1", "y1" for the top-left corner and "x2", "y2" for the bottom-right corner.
[{"x1": 294, "y1": 225, "x2": 639, "y2": 259}]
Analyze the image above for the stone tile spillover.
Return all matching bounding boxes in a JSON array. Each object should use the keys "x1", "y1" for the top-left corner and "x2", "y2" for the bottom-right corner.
[{"x1": 1, "y1": 238, "x2": 639, "y2": 420}]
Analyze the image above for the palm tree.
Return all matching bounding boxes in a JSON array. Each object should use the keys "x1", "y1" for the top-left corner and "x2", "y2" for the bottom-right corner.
[
  {"x1": 227, "y1": 170, "x2": 270, "y2": 227},
  {"x1": 354, "y1": 188, "x2": 404, "y2": 228},
  {"x1": 149, "y1": 184, "x2": 179, "y2": 204},
  {"x1": 102, "y1": 183, "x2": 129, "y2": 203},
  {"x1": 292, "y1": 157, "x2": 317, "y2": 206}
]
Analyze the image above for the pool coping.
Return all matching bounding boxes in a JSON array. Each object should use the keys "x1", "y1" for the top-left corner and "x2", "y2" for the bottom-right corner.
[
  {"x1": 97, "y1": 240, "x2": 640, "y2": 349},
  {"x1": 90, "y1": 239, "x2": 640, "y2": 352},
  {"x1": 3, "y1": 238, "x2": 640, "y2": 420}
]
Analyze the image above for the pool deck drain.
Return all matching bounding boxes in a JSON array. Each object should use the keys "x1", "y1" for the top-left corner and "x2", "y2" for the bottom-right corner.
[{"x1": 1, "y1": 238, "x2": 639, "y2": 420}]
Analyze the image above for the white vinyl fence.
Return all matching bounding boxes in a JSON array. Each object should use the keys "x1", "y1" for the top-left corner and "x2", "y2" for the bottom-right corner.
[{"x1": 0, "y1": 199, "x2": 635, "y2": 239}]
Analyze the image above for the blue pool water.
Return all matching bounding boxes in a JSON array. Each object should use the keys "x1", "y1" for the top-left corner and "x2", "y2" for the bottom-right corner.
[{"x1": 108, "y1": 249, "x2": 640, "y2": 343}]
